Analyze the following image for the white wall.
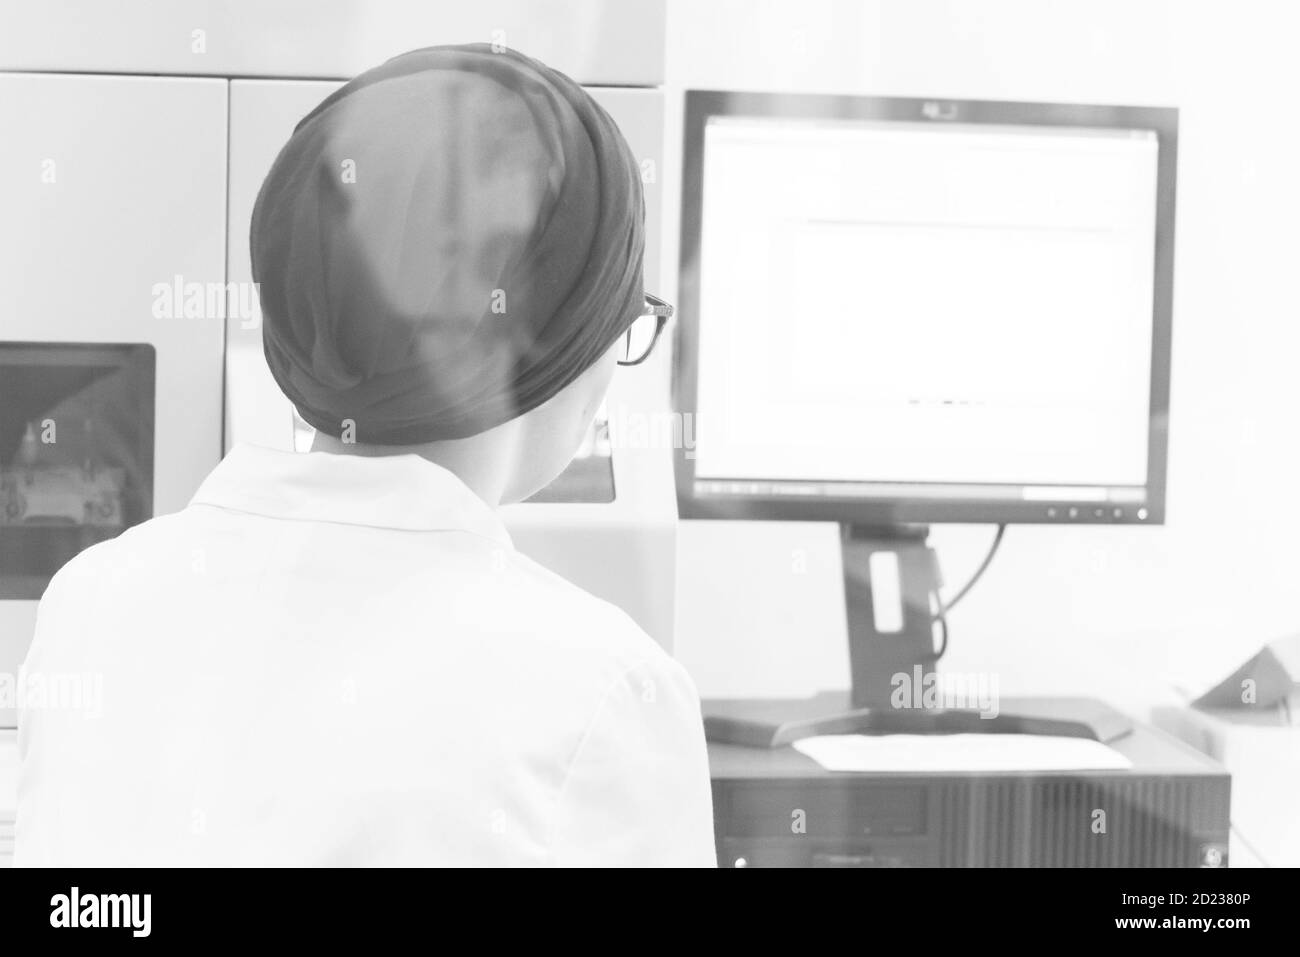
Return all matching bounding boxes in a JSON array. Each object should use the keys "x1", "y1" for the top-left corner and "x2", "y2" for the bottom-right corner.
[{"x1": 663, "y1": 0, "x2": 1300, "y2": 716}]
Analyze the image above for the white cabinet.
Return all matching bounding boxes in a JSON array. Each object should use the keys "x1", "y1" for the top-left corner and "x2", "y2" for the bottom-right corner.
[
  {"x1": 0, "y1": 75, "x2": 227, "y2": 727},
  {"x1": 0, "y1": 3, "x2": 674, "y2": 725},
  {"x1": 0, "y1": 0, "x2": 665, "y2": 86}
]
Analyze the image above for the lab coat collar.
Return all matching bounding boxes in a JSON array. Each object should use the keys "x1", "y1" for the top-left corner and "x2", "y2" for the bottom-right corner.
[{"x1": 190, "y1": 444, "x2": 513, "y2": 546}]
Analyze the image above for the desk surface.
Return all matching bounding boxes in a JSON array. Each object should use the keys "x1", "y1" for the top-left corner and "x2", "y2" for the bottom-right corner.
[{"x1": 708, "y1": 697, "x2": 1228, "y2": 780}]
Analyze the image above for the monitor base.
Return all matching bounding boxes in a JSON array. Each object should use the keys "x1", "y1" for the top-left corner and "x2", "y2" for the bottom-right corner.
[
  {"x1": 703, "y1": 692, "x2": 1133, "y2": 748},
  {"x1": 703, "y1": 525, "x2": 1134, "y2": 748}
]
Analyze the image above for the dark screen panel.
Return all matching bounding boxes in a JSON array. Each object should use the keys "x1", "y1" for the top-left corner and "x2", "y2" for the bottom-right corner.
[{"x1": 0, "y1": 342, "x2": 155, "y2": 599}]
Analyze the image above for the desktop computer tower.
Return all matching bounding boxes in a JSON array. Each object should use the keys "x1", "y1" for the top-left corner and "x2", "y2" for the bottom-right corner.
[{"x1": 709, "y1": 703, "x2": 1230, "y2": 868}]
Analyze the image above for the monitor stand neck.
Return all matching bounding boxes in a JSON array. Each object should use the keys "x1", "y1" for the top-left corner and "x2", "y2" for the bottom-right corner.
[
  {"x1": 842, "y1": 523, "x2": 939, "y2": 710},
  {"x1": 701, "y1": 523, "x2": 1135, "y2": 747}
]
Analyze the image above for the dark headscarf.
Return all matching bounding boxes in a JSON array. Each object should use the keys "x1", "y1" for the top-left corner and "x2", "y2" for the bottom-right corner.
[{"x1": 251, "y1": 43, "x2": 645, "y2": 444}]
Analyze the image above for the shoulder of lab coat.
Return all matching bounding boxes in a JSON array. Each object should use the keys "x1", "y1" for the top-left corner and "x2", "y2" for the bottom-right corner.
[
  {"x1": 484, "y1": 548, "x2": 717, "y2": 867},
  {"x1": 550, "y1": 649, "x2": 717, "y2": 868},
  {"x1": 17, "y1": 507, "x2": 718, "y2": 867}
]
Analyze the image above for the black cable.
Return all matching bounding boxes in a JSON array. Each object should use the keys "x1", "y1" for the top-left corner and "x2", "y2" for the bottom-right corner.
[
  {"x1": 938, "y1": 523, "x2": 1006, "y2": 617},
  {"x1": 931, "y1": 601, "x2": 950, "y2": 659},
  {"x1": 929, "y1": 524, "x2": 1006, "y2": 659}
]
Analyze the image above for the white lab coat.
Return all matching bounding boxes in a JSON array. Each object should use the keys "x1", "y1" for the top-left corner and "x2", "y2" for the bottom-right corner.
[{"x1": 16, "y1": 445, "x2": 716, "y2": 866}]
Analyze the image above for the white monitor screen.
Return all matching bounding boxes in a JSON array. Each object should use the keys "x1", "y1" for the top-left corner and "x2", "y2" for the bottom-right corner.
[{"x1": 693, "y1": 114, "x2": 1161, "y2": 504}]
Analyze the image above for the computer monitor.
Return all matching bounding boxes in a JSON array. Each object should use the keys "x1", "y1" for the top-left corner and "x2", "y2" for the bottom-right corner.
[
  {"x1": 675, "y1": 91, "x2": 1176, "y2": 528},
  {"x1": 674, "y1": 92, "x2": 1178, "y2": 735}
]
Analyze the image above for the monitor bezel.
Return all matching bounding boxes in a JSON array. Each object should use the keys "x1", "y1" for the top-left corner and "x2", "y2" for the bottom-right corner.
[{"x1": 674, "y1": 90, "x2": 1177, "y2": 526}]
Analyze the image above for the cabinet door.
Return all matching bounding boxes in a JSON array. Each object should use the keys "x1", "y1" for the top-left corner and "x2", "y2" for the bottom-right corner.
[
  {"x1": 0, "y1": 74, "x2": 227, "y2": 728},
  {"x1": 226, "y1": 80, "x2": 343, "y2": 453},
  {"x1": 0, "y1": 0, "x2": 665, "y2": 86}
]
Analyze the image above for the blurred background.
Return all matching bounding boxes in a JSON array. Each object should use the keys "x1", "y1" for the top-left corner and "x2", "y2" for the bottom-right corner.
[{"x1": 1, "y1": 0, "x2": 1297, "y2": 721}]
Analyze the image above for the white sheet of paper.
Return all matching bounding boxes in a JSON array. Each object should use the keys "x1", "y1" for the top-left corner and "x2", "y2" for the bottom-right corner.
[{"x1": 792, "y1": 733, "x2": 1132, "y2": 772}]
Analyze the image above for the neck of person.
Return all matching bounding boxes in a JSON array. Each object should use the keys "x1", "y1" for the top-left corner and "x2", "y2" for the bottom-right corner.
[{"x1": 310, "y1": 428, "x2": 521, "y2": 508}]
